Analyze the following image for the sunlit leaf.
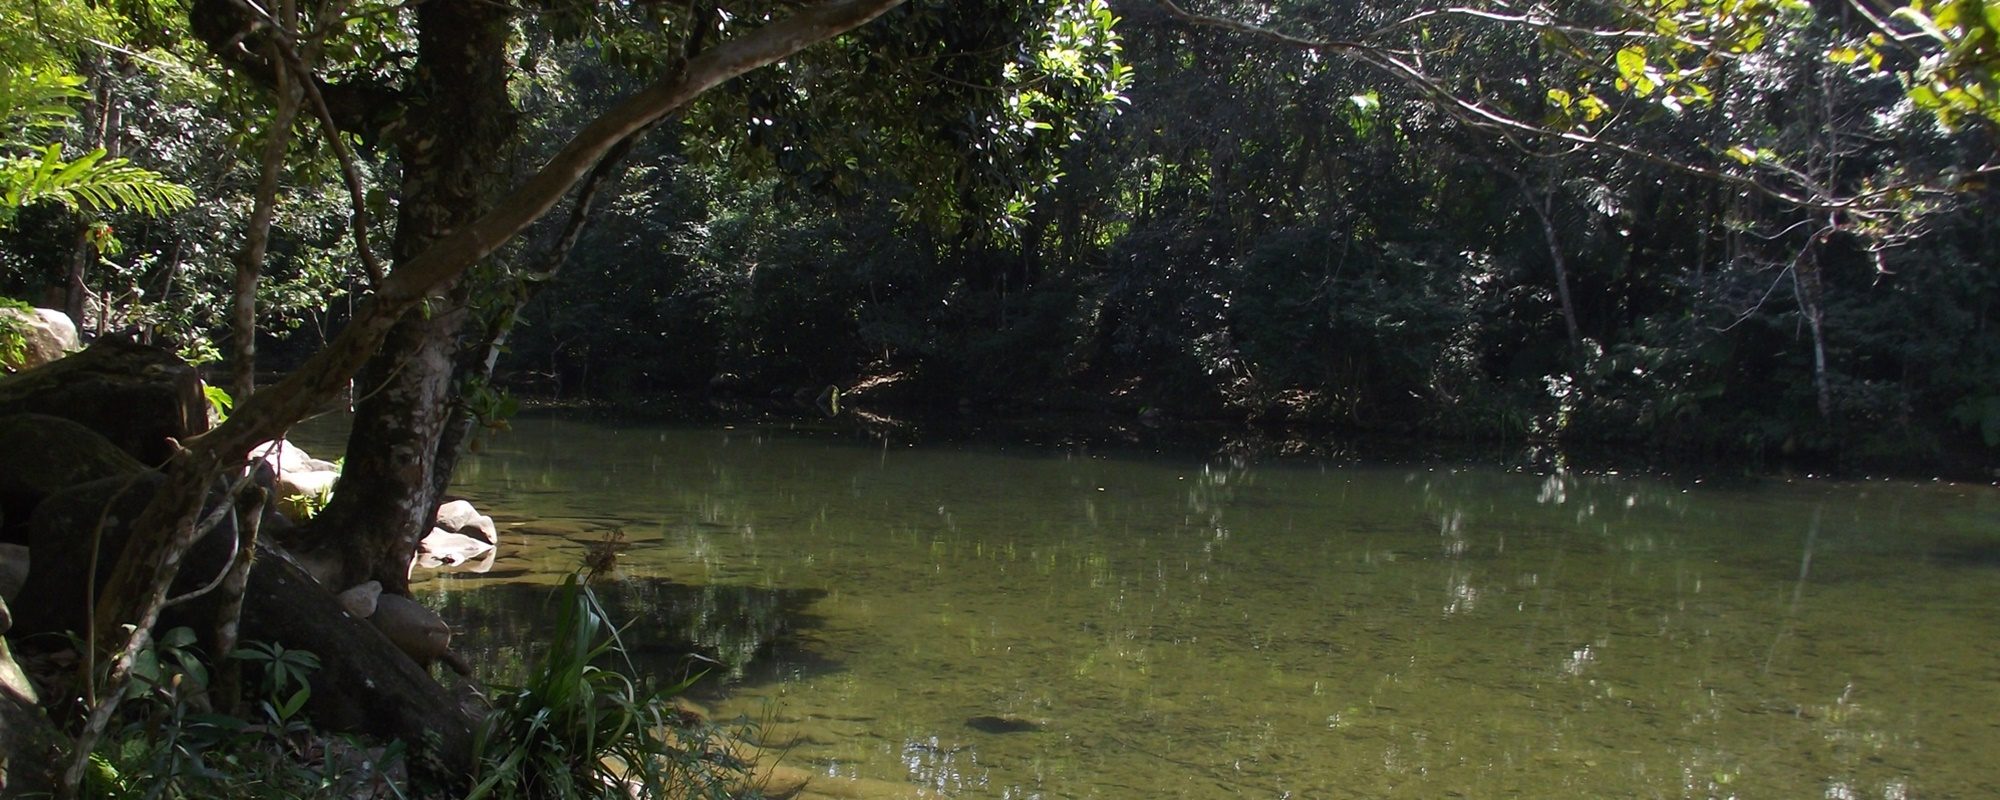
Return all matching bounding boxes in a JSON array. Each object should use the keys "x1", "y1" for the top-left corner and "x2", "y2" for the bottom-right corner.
[{"x1": 1616, "y1": 46, "x2": 1648, "y2": 84}]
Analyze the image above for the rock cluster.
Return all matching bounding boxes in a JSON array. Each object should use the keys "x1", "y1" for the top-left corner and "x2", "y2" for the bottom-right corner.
[{"x1": 417, "y1": 499, "x2": 498, "y2": 570}]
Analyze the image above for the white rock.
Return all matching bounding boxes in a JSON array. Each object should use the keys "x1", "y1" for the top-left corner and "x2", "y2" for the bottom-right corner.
[
  {"x1": 417, "y1": 527, "x2": 494, "y2": 568},
  {"x1": 275, "y1": 469, "x2": 340, "y2": 519},
  {"x1": 250, "y1": 440, "x2": 340, "y2": 475},
  {"x1": 434, "y1": 499, "x2": 496, "y2": 545},
  {"x1": 337, "y1": 580, "x2": 383, "y2": 619},
  {"x1": 460, "y1": 514, "x2": 497, "y2": 545},
  {"x1": 434, "y1": 499, "x2": 478, "y2": 530},
  {"x1": 0, "y1": 307, "x2": 81, "y2": 371}
]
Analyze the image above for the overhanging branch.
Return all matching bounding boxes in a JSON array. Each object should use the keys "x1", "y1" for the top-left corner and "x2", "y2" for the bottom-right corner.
[{"x1": 1150, "y1": 0, "x2": 1939, "y2": 222}]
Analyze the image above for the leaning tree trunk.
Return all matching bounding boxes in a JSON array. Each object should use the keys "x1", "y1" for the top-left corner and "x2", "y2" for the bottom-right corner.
[
  {"x1": 299, "y1": 0, "x2": 518, "y2": 596},
  {"x1": 76, "y1": 2, "x2": 908, "y2": 792}
]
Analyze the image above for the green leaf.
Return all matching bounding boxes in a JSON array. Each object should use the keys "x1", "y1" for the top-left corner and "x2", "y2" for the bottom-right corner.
[
  {"x1": 1578, "y1": 93, "x2": 1610, "y2": 121},
  {"x1": 0, "y1": 68, "x2": 87, "y2": 144},
  {"x1": 1732, "y1": 27, "x2": 1766, "y2": 54},
  {"x1": 1911, "y1": 84, "x2": 1944, "y2": 109},
  {"x1": 203, "y1": 384, "x2": 234, "y2": 421},
  {"x1": 277, "y1": 686, "x2": 312, "y2": 720},
  {"x1": 0, "y1": 143, "x2": 195, "y2": 217},
  {"x1": 159, "y1": 626, "x2": 197, "y2": 649},
  {"x1": 1616, "y1": 46, "x2": 1648, "y2": 84}
]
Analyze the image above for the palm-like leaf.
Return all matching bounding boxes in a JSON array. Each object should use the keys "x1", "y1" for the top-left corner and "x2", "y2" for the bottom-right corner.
[
  {"x1": 0, "y1": 68, "x2": 88, "y2": 144},
  {"x1": 0, "y1": 65, "x2": 197, "y2": 222},
  {"x1": 1, "y1": 143, "x2": 196, "y2": 217}
]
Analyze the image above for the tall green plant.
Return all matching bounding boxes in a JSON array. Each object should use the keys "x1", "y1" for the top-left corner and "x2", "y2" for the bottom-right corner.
[{"x1": 471, "y1": 574, "x2": 755, "y2": 800}]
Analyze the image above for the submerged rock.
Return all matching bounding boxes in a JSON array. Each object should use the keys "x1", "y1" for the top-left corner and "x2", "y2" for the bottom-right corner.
[
  {"x1": 964, "y1": 715, "x2": 1044, "y2": 734},
  {"x1": 416, "y1": 527, "x2": 495, "y2": 569}
]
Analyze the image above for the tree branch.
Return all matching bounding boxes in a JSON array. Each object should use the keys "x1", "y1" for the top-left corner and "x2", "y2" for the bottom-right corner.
[
  {"x1": 189, "y1": 0, "x2": 404, "y2": 141},
  {"x1": 223, "y1": 0, "x2": 389, "y2": 286}
]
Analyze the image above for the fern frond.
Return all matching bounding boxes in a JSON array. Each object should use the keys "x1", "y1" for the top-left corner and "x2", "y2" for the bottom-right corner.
[
  {"x1": 0, "y1": 68, "x2": 88, "y2": 144},
  {"x1": 1, "y1": 144, "x2": 196, "y2": 217}
]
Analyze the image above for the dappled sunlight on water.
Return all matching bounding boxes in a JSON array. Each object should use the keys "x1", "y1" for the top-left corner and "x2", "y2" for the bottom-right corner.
[{"x1": 417, "y1": 416, "x2": 2000, "y2": 799}]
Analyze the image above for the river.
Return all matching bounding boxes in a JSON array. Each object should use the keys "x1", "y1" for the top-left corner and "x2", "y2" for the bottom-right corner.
[{"x1": 409, "y1": 413, "x2": 2000, "y2": 799}]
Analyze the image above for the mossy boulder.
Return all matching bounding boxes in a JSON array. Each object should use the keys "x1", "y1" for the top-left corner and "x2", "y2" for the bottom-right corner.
[
  {"x1": 0, "y1": 336, "x2": 207, "y2": 467},
  {"x1": 0, "y1": 413, "x2": 149, "y2": 543}
]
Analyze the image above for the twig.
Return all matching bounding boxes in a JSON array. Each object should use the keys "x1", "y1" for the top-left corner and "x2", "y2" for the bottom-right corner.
[
  {"x1": 162, "y1": 468, "x2": 263, "y2": 608},
  {"x1": 211, "y1": 482, "x2": 268, "y2": 716},
  {"x1": 79, "y1": 471, "x2": 151, "y2": 708}
]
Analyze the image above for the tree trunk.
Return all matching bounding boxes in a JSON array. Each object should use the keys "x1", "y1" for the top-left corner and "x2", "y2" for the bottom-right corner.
[
  {"x1": 1794, "y1": 247, "x2": 1834, "y2": 421},
  {"x1": 62, "y1": 227, "x2": 94, "y2": 332},
  {"x1": 230, "y1": 53, "x2": 304, "y2": 400},
  {"x1": 1526, "y1": 191, "x2": 1582, "y2": 347},
  {"x1": 1501, "y1": 169, "x2": 1582, "y2": 349},
  {"x1": 301, "y1": 0, "x2": 517, "y2": 595},
  {"x1": 430, "y1": 133, "x2": 645, "y2": 500}
]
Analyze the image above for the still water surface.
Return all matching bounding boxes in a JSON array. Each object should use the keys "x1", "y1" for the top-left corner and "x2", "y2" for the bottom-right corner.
[{"x1": 415, "y1": 414, "x2": 2000, "y2": 799}]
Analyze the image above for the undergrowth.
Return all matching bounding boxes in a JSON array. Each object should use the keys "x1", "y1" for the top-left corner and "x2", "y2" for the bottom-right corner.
[
  {"x1": 82, "y1": 627, "x2": 404, "y2": 799},
  {"x1": 470, "y1": 573, "x2": 763, "y2": 800}
]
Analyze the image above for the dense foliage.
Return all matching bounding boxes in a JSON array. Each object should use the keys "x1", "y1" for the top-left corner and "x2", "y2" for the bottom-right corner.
[
  {"x1": 0, "y1": 0, "x2": 1993, "y2": 797},
  {"x1": 2, "y1": 0, "x2": 1990, "y2": 468},
  {"x1": 491, "y1": 2, "x2": 1997, "y2": 467}
]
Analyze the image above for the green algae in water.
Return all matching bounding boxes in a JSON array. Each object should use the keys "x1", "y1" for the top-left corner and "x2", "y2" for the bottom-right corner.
[{"x1": 421, "y1": 416, "x2": 2000, "y2": 799}]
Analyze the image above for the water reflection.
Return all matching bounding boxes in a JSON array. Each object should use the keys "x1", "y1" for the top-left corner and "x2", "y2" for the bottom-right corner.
[
  {"x1": 426, "y1": 574, "x2": 828, "y2": 684},
  {"x1": 421, "y1": 416, "x2": 2000, "y2": 799}
]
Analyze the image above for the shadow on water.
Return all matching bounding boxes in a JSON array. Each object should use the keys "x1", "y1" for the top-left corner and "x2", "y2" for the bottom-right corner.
[
  {"x1": 1927, "y1": 536, "x2": 2000, "y2": 568},
  {"x1": 425, "y1": 575, "x2": 835, "y2": 695}
]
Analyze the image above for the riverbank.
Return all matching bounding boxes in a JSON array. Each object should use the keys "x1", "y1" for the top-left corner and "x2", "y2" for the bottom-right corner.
[{"x1": 494, "y1": 391, "x2": 2000, "y2": 486}]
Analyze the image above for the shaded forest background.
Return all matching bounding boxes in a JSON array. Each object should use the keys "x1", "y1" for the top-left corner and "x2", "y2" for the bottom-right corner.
[{"x1": 4, "y1": 0, "x2": 1996, "y2": 469}]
